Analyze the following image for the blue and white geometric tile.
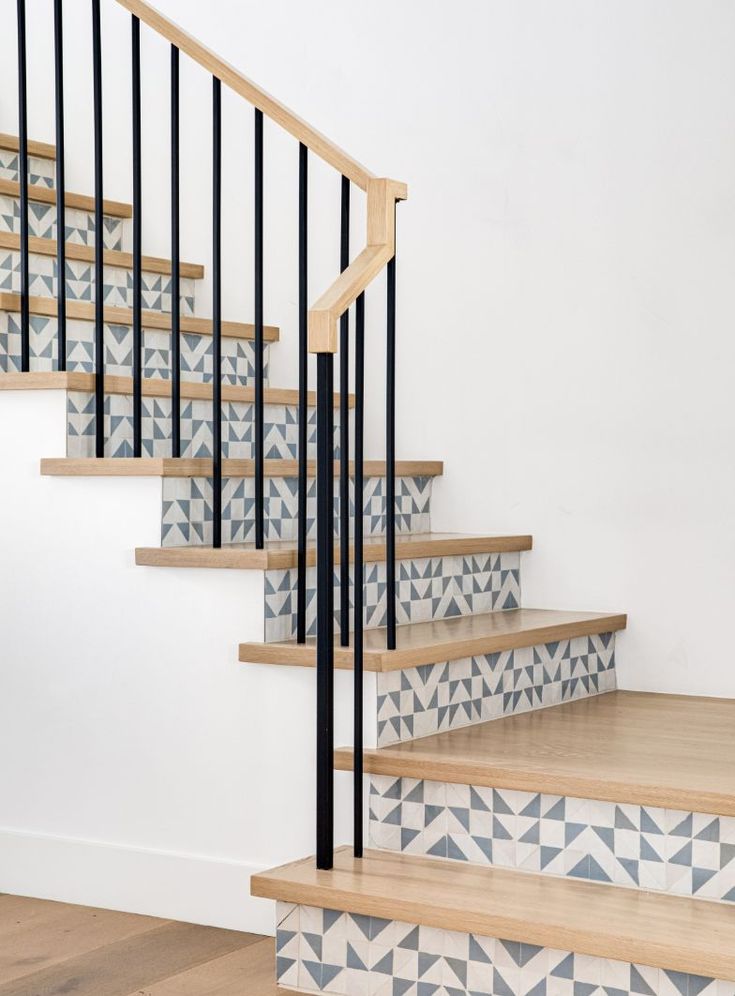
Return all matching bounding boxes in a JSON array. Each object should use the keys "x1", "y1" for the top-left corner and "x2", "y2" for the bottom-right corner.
[
  {"x1": 0, "y1": 194, "x2": 123, "y2": 250},
  {"x1": 368, "y1": 774, "x2": 735, "y2": 905},
  {"x1": 264, "y1": 552, "x2": 521, "y2": 643},
  {"x1": 0, "y1": 150, "x2": 55, "y2": 187},
  {"x1": 160, "y1": 474, "x2": 433, "y2": 547},
  {"x1": 274, "y1": 902, "x2": 734, "y2": 995},
  {"x1": 375, "y1": 634, "x2": 616, "y2": 746}
]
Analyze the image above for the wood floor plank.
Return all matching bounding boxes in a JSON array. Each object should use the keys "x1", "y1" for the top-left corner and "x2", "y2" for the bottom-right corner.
[
  {"x1": 0, "y1": 920, "x2": 255, "y2": 996},
  {"x1": 125, "y1": 938, "x2": 295, "y2": 996},
  {"x1": 0, "y1": 897, "x2": 165, "y2": 986}
]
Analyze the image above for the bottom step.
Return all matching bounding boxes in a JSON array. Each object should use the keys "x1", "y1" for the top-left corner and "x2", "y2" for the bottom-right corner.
[{"x1": 252, "y1": 848, "x2": 735, "y2": 993}]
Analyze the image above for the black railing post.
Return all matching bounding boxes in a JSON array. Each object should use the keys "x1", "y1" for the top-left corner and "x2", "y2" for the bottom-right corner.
[
  {"x1": 339, "y1": 177, "x2": 350, "y2": 646},
  {"x1": 386, "y1": 251, "x2": 397, "y2": 649},
  {"x1": 91, "y1": 0, "x2": 104, "y2": 458},
  {"x1": 316, "y1": 350, "x2": 335, "y2": 871},
  {"x1": 16, "y1": 0, "x2": 30, "y2": 372},
  {"x1": 170, "y1": 44, "x2": 181, "y2": 457},
  {"x1": 53, "y1": 0, "x2": 67, "y2": 372},
  {"x1": 212, "y1": 77, "x2": 222, "y2": 548},
  {"x1": 131, "y1": 15, "x2": 142, "y2": 457},
  {"x1": 297, "y1": 143, "x2": 308, "y2": 643},
  {"x1": 254, "y1": 109, "x2": 265, "y2": 548},
  {"x1": 353, "y1": 291, "x2": 365, "y2": 857}
]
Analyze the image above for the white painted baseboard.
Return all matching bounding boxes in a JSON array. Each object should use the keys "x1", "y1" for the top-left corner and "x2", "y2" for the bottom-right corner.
[{"x1": 0, "y1": 827, "x2": 275, "y2": 935}]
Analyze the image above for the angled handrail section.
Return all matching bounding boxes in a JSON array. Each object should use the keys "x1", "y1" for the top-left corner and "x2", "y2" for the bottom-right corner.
[{"x1": 114, "y1": 0, "x2": 407, "y2": 354}]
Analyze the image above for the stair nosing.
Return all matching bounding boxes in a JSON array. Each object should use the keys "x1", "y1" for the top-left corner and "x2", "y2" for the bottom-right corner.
[{"x1": 0, "y1": 176, "x2": 132, "y2": 217}]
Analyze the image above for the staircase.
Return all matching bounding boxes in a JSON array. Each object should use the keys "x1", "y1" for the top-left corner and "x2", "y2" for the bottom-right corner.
[{"x1": 2, "y1": 3, "x2": 734, "y2": 995}]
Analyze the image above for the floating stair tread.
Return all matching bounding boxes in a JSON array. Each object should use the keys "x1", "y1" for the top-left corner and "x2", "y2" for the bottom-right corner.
[
  {"x1": 251, "y1": 846, "x2": 735, "y2": 980},
  {"x1": 0, "y1": 176, "x2": 132, "y2": 217},
  {"x1": 40, "y1": 457, "x2": 439, "y2": 480},
  {"x1": 240, "y1": 606, "x2": 622, "y2": 672},
  {"x1": 0, "y1": 292, "x2": 280, "y2": 341},
  {"x1": 0, "y1": 231, "x2": 203, "y2": 278},
  {"x1": 135, "y1": 531, "x2": 511, "y2": 571},
  {"x1": 2, "y1": 371, "x2": 351, "y2": 407},
  {"x1": 0, "y1": 132, "x2": 56, "y2": 159},
  {"x1": 335, "y1": 689, "x2": 735, "y2": 815}
]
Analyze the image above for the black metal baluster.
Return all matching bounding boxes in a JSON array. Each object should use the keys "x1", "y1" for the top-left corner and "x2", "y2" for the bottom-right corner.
[
  {"x1": 254, "y1": 109, "x2": 264, "y2": 548},
  {"x1": 170, "y1": 45, "x2": 181, "y2": 457},
  {"x1": 131, "y1": 15, "x2": 142, "y2": 457},
  {"x1": 92, "y1": 0, "x2": 104, "y2": 457},
  {"x1": 297, "y1": 143, "x2": 308, "y2": 643},
  {"x1": 53, "y1": 0, "x2": 66, "y2": 371},
  {"x1": 316, "y1": 349, "x2": 335, "y2": 871},
  {"x1": 212, "y1": 77, "x2": 222, "y2": 548},
  {"x1": 16, "y1": 0, "x2": 29, "y2": 372},
  {"x1": 353, "y1": 291, "x2": 365, "y2": 858},
  {"x1": 339, "y1": 177, "x2": 350, "y2": 646},
  {"x1": 386, "y1": 252, "x2": 397, "y2": 649}
]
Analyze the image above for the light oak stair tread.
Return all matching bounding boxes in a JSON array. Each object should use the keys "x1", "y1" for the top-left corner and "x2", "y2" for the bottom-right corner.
[
  {"x1": 240, "y1": 606, "x2": 623, "y2": 672},
  {"x1": 251, "y1": 846, "x2": 735, "y2": 980},
  {"x1": 135, "y1": 531, "x2": 510, "y2": 571},
  {"x1": 0, "y1": 292, "x2": 280, "y2": 341},
  {"x1": 335, "y1": 689, "x2": 735, "y2": 815},
  {"x1": 0, "y1": 231, "x2": 203, "y2": 278},
  {"x1": 40, "y1": 457, "x2": 440, "y2": 480},
  {"x1": 0, "y1": 177, "x2": 132, "y2": 217},
  {"x1": 0, "y1": 132, "x2": 56, "y2": 159},
  {"x1": 2, "y1": 371, "x2": 351, "y2": 407}
]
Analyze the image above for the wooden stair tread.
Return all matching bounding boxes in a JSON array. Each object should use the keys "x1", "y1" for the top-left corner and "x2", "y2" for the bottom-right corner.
[
  {"x1": 240, "y1": 606, "x2": 622, "y2": 671},
  {"x1": 251, "y1": 846, "x2": 735, "y2": 979},
  {"x1": 2, "y1": 371, "x2": 351, "y2": 407},
  {"x1": 135, "y1": 531, "x2": 514, "y2": 571},
  {"x1": 41, "y1": 457, "x2": 441, "y2": 481},
  {"x1": 0, "y1": 176, "x2": 132, "y2": 217},
  {"x1": 0, "y1": 132, "x2": 57, "y2": 159},
  {"x1": 335, "y1": 689, "x2": 735, "y2": 815},
  {"x1": 0, "y1": 292, "x2": 279, "y2": 341},
  {"x1": 0, "y1": 231, "x2": 203, "y2": 278}
]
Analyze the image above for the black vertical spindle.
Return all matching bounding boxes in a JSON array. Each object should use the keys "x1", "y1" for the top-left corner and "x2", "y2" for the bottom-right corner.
[
  {"x1": 131, "y1": 15, "x2": 142, "y2": 457},
  {"x1": 316, "y1": 350, "x2": 335, "y2": 870},
  {"x1": 339, "y1": 177, "x2": 350, "y2": 646},
  {"x1": 297, "y1": 143, "x2": 308, "y2": 643},
  {"x1": 212, "y1": 78, "x2": 222, "y2": 548},
  {"x1": 53, "y1": 0, "x2": 66, "y2": 371},
  {"x1": 16, "y1": 0, "x2": 30, "y2": 372},
  {"x1": 170, "y1": 45, "x2": 181, "y2": 457},
  {"x1": 92, "y1": 0, "x2": 104, "y2": 458},
  {"x1": 254, "y1": 109, "x2": 265, "y2": 548},
  {"x1": 353, "y1": 291, "x2": 365, "y2": 857},
  {"x1": 386, "y1": 253, "x2": 397, "y2": 649}
]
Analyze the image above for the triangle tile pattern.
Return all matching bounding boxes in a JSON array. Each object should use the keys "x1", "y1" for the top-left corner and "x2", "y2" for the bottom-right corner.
[
  {"x1": 369, "y1": 774, "x2": 735, "y2": 904},
  {"x1": 0, "y1": 313, "x2": 262, "y2": 386},
  {"x1": 274, "y1": 902, "x2": 727, "y2": 995},
  {"x1": 375, "y1": 634, "x2": 616, "y2": 746},
  {"x1": 0, "y1": 193, "x2": 123, "y2": 250},
  {"x1": 160, "y1": 474, "x2": 432, "y2": 547},
  {"x1": 66, "y1": 391, "x2": 336, "y2": 461},
  {"x1": 0, "y1": 249, "x2": 195, "y2": 315},
  {"x1": 0, "y1": 150, "x2": 55, "y2": 188},
  {"x1": 264, "y1": 553, "x2": 522, "y2": 643}
]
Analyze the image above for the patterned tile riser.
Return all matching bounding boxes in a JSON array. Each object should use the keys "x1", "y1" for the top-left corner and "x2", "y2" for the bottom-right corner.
[
  {"x1": 376, "y1": 634, "x2": 616, "y2": 747},
  {"x1": 162, "y1": 475, "x2": 433, "y2": 547},
  {"x1": 0, "y1": 150, "x2": 55, "y2": 187},
  {"x1": 0, "y1": 194, "x2": 124, "y2": 250},
  {"x1": 0, "y1": 312, "x2": 267, "y2": 387},
  {"x1": 275, "y1": 903, "x2": 734, "y2": 995},
  {"x1": 67, "y1": 393, "x2": 344, "y2": 461},
  {"x1": 264, "y1": 553, "x2": 521, "y2": 643},
  {"x1": 0, "y1": 250, "x2": 196, "y2": 314},
  {"x1": 369, "y1": 773, "x2": 735, "y2": 905}
]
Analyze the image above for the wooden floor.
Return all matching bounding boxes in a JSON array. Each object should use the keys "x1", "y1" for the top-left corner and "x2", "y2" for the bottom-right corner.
[{"x1": 0, "y1": 895, "x2": 290, "y2": 996}]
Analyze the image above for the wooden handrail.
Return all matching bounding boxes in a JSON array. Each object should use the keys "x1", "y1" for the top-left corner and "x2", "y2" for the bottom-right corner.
[{"x1": 113, "y1": 0, "x2": 406, "y2": 354}]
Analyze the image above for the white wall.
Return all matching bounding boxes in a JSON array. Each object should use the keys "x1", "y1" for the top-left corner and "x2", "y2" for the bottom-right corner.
[{"x1": 1, "y1": 0, "x2": 734, "y2": 927}]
